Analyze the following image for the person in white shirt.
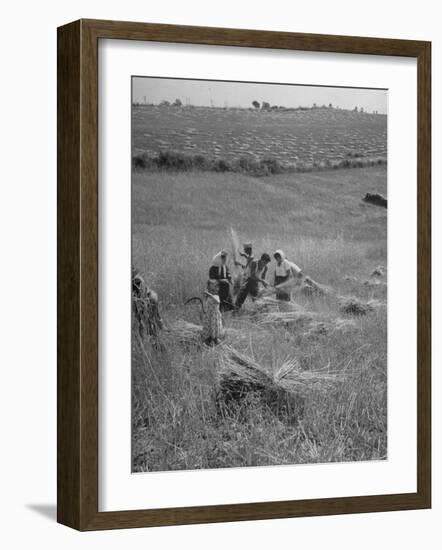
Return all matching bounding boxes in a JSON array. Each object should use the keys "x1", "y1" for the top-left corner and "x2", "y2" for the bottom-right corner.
[{"x1": 273, "y1": 249, "x2": 303, "y2": 301}]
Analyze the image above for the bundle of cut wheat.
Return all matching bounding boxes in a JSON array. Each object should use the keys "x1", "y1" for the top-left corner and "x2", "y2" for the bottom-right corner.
[
  {"x1": 214, "y1": 344, "x2": 345, "y2": 422},
  {"x1": 248, "y1": 296, "x2": 285, "y2": 316},
  {"x1": 167, "y1": 319, "x2": 203, "y2": 345},
  {"x1": 258, "y1": 309, "x2": 319, "y2": 328},
  {"x1": 214, "y1": 345, "x2": 302, "y2": 419},
  {"x1": 254, "y1": 296, "x2": 283, "y2": 307},
  {"x1": 274, "y1": 357, "x2": 346, "y2": 394},
  {"x1": 302, "y1": 321, "x2": 330, "y2": 338},
  {"x1": 218, "y1": 345, "x2": 271, "y2": 388},
  {"x1": 299, "y1": 276, "x2": 331, "y2": 297},
  {"x1": 339, "y1": 296, "x2": 374, "y2": 316},
  {"x1": 300, "y1": 317, "x2": 359, "y2": 338},
  {"x1": 371, "y1": 265, "x2": 387, "y2": 278}
]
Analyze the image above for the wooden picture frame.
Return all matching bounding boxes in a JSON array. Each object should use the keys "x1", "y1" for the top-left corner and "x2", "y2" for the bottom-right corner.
[{"x1": 57, "y1": 18, "x2": 431, "y2": 530}]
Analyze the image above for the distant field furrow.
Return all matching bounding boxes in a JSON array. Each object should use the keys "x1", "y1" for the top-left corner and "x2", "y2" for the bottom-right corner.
[{"x1": 132, "y1": 105, "x2": 387, "y2": 166}]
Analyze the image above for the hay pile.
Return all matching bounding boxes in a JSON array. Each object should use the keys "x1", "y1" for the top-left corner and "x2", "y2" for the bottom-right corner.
[
  {"x1": 301, "y1": 317, "x2": 358, "y2": 338},
  {"x1": 213, "y1": 344, "x2": 346, "y2": 422},
  {"x1": 302, "y1": 321, "x2": 330, "y2": 338},
  {"x1": 216, "y1": 345, "x2": 276, "y2": 399},
  {"x1": 247, "y1": 296, "x2": 283, "y2": 316},
  {"x1": 371, "y1": 265, "x2": 387, "y2": 277},
  {"x1": 132, "y1": 284, "x2": 163, "y2": 338},
  {"x1": 167, "y1": 306, "x2": 350, "y2": 423},
  {"x1": 167, "y1": 319, "x2": 203, "y2": 345},
  {"x1": 167, "y1": 319, "x2": 244, "y2": 347},
  {"x1": 339, "y1": 296, "x2": 374, "y2": 316},
  {"x1": 251, "y1": 298, "x2": 360, "y2": 337},
  {"x1": 213, "y1": 344, "x2": 345, "y2": 420},
  {"x1": 300, "y1": 276, "x2": 331, "y2": 297},
  {"x1": 249, "y1": 296, "x2": 304, "y2": 317},
  {"x1": 165, "y1": 321, "x2": 347, "y2": 418},
  {"x1": 258, "y1": 309, "x2": 318, "y2": 328},
  {"x1": 274, "y1": 357, "x2": 346, "y2": 393}
]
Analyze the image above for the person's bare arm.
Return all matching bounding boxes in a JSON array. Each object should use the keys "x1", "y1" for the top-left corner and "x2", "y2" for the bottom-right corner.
[
  {"x1": 290, "y1": 265, "x2": 303, "y2": 278},
  {"x1": 257, "y1": 265, "x2": 269, "y2": 287}
]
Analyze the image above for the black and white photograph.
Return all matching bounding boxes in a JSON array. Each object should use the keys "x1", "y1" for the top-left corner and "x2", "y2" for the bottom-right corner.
[
  {"x1": 131, "y1": 76, "x2": 388, "y2": 473},
  {"x1": 1, "y1": 0, "x2": 435, "y2": 541}
]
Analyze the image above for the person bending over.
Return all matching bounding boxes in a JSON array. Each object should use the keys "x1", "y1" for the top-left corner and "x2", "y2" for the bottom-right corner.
[{"x1": 235, "y1": 253, "x2": 271, "y2": 310}]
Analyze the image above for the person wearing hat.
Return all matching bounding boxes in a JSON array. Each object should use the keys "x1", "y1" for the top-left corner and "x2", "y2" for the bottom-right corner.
[
  {"x1": 209, "y1": 250, "x2": 234, "y2": 311},
  {"x1": 235, "y1": 253, "x2": 271, "y2": 310},
  {"x1": 235, "y1": 241, "x2": 254, "y2": 270}
]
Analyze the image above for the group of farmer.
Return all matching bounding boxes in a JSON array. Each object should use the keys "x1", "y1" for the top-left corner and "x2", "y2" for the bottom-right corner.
[{"x1": 208, "y1": 242, "x2": 303, "y2": 312}]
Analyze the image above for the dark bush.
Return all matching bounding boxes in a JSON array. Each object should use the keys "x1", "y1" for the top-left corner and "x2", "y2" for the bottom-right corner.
[
  {"x1": 213, "y1": 158, "x2": 232, "y2": 172},
  {"x1": 260, "y1": 157, "x2": 284, "y2": 174},
  {"x1": 235, "y1": 156, "x2": 258, "y2": 173},
  {"x1": 132, "y1": 150, "x2": 387, "y2": 177},
  {"x1": 192, "y1": 154, "x2": 209, "y2": 170},
  {"x1": 157, "y1": 150, "x2": 193, "y2": 170},
  {"x1": 133, "y1": 154, "x2": 146, "y2": 169}
]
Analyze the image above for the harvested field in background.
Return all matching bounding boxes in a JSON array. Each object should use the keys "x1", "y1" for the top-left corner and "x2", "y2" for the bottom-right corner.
[{"x1": 132, "y1": 104, "x2": 387, "y2": 174}]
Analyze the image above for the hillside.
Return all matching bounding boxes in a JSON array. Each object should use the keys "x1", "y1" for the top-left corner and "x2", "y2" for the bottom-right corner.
[
  {"x1": 132, "y1": 166, "x2": 387, "y2": 306},
  {"x1": 131, "y1": 166, "x2": 387, "y2": 471},
  {"x1": 132, "y1": 166, "x2": 386, "y2": 241}
]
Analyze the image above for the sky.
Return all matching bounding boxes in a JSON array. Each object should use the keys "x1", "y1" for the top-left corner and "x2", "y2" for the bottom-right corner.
[{"x1": 132, "y1": 77, "x2": 388, "y2": 114}]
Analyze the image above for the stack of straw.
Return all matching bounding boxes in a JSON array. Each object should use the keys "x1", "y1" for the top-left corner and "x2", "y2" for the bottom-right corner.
[
  {"x1": 274, "y1": 357, "x2": 346, "y2": 394},
  {"x1": 167, "y1": 319, "x2": 203, "y2": 345},
  {"x1": 258, "y1": 309, "x2": 318, "y2": 327},
  {"x1": 339, "y1": 296, "x2": 375, "y2": 316},
  {"x1": 215, "y1": 344, "x2": 346, "y2": 413}
]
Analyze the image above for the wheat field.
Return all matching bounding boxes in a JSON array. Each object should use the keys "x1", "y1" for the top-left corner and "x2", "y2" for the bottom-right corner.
[
  {"x1": 131, "y1": 166, "x2": 387, "y2": 472},
  {"x1": 132, "y1": 104, "x2": 387, "y2": 166}
]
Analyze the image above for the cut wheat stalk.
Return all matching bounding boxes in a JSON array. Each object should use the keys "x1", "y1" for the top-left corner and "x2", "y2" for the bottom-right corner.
[
  {"x1": 166, "y1": 319, "x2": 203, "y2": 345},
  {"x1": 214, "y1": 344, "x2": 346, "y2": 405},
  {"x1": 258, "y1": 309, "x2": 319, "y2": 327}
]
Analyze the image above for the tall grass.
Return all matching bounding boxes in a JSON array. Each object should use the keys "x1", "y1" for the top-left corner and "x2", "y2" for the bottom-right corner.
[
  {"x1": 132, "y1": 304, "x2": 387, "y2": 471},
  {"x1": 132, "y1": 168, "x2": 387, "y2": 472}
]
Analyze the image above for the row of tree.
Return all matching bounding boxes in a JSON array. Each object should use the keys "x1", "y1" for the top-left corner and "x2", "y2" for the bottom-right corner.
[
  {"x1": 159, "y1": 98, "x2": 183, "y2": 107},
  {"x1": 252, "y1": 101, "x2": 371, "y2": 113},
  {"x1": 137, "y1": 98, "x2": 379, "y2": 114}
]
